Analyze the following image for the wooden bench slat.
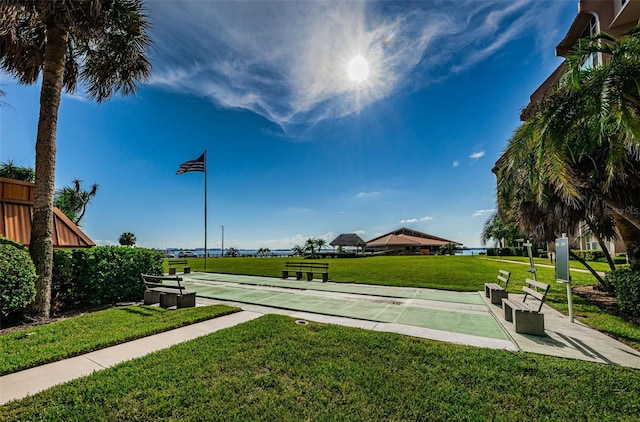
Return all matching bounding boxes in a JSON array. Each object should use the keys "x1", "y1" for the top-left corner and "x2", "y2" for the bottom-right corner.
[
  {"x1": 522, "y1": 286, "x2": 546, "y2": 301},
  {"x1": 525, "y1": 278, "x2": 550, "y2": 291}
]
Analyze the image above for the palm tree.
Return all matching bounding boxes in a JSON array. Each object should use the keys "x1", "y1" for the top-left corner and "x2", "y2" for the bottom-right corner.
[
  {"x1": 315, "y1": 238, "x2": 327, "y2": 254},
  {"x1": 0, "y1": 1, "x2": 151, "y2": 318},
  {"x1": 0, "y1": 161, "x2": 35, "y2": 182},
  {"x1": 119, "y1": 232, "x2": 136, "y2": 247},
  {"x1": 292, "y1": 244, "x2": 305, "y2": 257},
  {"x1": 480, "y1": 212, "x2": 522, "y2": 248},
  {"x1": 496, "y1": 26, "x2": 640, "y2": 272},
  {"x1": 54, "y1": 179, "x2": 99, "y2": 226},
  {"x1": 305, "y1": 238, "x2": 316, "y2": 255},
  {"x1": 226, "y1": 247, "x2": 239, "y2": 257}
]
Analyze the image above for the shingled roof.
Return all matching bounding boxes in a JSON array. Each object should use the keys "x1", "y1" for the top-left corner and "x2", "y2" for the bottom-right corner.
[
  {"x1": 0, "y1": 177, "x2": 95, "y2": 248},
  {"x1": 366, "y1": 227, "x2": 461, "y2": 248},
  {"x1": 330, "y1": 233, "x2": 367, "y2": 247}
]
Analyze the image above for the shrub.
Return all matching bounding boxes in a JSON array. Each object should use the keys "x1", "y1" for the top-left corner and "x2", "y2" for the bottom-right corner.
[
  {"x1": 0, "y1": 236, "x2": 28, "y2": 250},
  {"x1": 51, "y1": 246, "x2": 164, "y2": 307},
  {"x1": 52, "y1": 249, "x2": 79, "y2": 311},
  {"x1": 0, "y1": 243, "x2": 37, "y2": 319},
  {"x1": 608, "y1": 269, "x2": 640, "y2": 316},
  {"x1": 572, "y1": 250, "x2": 605, "y2": 262}
]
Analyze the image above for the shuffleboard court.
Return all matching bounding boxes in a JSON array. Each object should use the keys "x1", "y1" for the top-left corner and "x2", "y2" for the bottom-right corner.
[
  {"x1": 182, "y1": 273, "x2": 509, "y2": 341},
  {"x1": 187, "y1": 273, "x2": 484, "y2": 305}
]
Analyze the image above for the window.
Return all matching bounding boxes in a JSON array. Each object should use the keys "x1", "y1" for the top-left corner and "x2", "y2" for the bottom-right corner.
[{"x1": 580, "y1": 15, "x2": 600, "y2": 69}]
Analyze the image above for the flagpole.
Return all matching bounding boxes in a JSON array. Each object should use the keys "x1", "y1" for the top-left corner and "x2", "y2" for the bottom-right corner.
[{"x1": 204, "y1": 149, "x2": 208, "y2": 271}]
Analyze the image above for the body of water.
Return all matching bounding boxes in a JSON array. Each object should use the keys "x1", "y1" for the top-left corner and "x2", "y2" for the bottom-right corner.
[{"x1": 165, "y1": 248, "x2": 487, "y2": 257}]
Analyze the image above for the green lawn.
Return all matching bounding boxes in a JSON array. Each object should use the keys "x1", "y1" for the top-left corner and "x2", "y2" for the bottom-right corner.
[
  {"x1": 171, "y1": 255, "x2": 640, "y2": 350},
  {"x1": 0, "y1": 305, "x2": 239, "y2": 375},
  {"x1": 2, "y1": 315, "x2": 639, "y2": 421}
]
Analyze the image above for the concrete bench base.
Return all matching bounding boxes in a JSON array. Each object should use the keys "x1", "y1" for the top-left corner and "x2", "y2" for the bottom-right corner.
[
  {"x1": 485, "y1": 283, "x2": 508, "y2": 305},
  {"x1": 503, "y1": 299, "x2": 545, "y2": 336},
  {"x1": 513, "y1": 310, "x2": 545, "y2": 336}
]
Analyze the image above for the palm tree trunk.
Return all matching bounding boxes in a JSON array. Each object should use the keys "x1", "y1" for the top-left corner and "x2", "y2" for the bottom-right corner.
[
  {"x1": 592, "y1": 232, "x2": 616, "y2": 271},
  {"x1": 569, "y1": 250, "x2": 610, "y2": 291},
  {"x1": 612, "y1": 213, "x2": 640, "y2": 272},
  {"x1": 29, "y1": 25, "x2": 69, "y2": 319}
]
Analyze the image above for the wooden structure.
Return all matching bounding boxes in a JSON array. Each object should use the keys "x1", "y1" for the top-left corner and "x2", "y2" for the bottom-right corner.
[
  {"x1": 502, "y1": 279, "x2": 550, "y2": 336},
  {"x1": 167, "y1": 259, "x2": 191, "y2": 275},
  {"x1": 366, "y1": 227, "x2": 462, "y2": 255},
  {"x1": 485, "y1": 269, "x2": 511, "y2": 305},
  {"x1": 282, "y1": 262, "x2": 329, "y2": 282},
  {"x1": 330, "y1": 233, "x2": 366, "y2": 253},
  {"x1": 0, "y1": 177, "x2": 94, "y2": 248},
  {"x1": 141, "y1": 274, "x2": 196, "y2": 308}
]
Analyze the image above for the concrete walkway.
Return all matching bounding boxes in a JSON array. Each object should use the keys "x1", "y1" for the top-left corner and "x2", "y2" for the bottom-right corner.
[{"x1": 3, "y1": 272, "x2": 640, "y2": 405}]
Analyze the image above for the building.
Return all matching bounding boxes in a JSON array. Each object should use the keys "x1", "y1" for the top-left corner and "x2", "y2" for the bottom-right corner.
[
  {"x1": 366, "y1": 227, "x2": 462, "y2": 255},
  {"x1": 528, "y1": 0, "x2": 639, "y2": 108},
  {"x1": 0, "y1": 177, "x2": 95, "y2": 248},
  {"x1": 329, "y1": 233, "x2": 367, "y2": 254},
  {"x1": 495, "y1": 0, "x2": 640, "y2": 256}
]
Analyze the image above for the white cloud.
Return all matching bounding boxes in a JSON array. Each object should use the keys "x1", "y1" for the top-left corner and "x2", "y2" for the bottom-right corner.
[
  {"x1": 401, "y1": 215, "x2": 433, "y2": 224},
  {"x1": 354, "y1": 230, "x2": 367, "y2": 235},
  {"x1": 470, "y1": 151, "x2": 485, "y2": 160},
  {"x1": 94, "y1": 239, "x2": 117, "y2": 246},
  {"x1": 400, "y1": 218, "x2": 418, "y2": 223},
  {"x1": 473, "y1": 209, "x2": 495, "y2": 218},
  {"x1": 353, "y1": 191, "x2": 381, "y2": 200},
  {"x1": 452, "y1": 161, "x2": 460, "y2": 168},
  {"x1": 147, "y1": 1, "x2": 569, "y2": 136}
]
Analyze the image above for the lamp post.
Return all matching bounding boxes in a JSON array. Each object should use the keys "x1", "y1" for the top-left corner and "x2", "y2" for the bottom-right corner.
[{"x1": 221, "y1": 225, "x2": 224, "y2": 258}]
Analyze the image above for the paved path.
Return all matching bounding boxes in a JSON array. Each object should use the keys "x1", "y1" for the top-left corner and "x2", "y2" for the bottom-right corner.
[{"x1": 480, "y1": 257, "x2": 605, "y2": 275}]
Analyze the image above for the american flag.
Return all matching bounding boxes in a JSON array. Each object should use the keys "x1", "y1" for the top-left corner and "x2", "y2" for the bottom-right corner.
[{"x1": 176, "y1": 152, "x2": 205, "y2": 175}]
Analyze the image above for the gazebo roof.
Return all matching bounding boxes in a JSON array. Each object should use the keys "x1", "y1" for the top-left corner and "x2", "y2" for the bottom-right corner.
[
  {"x1": 0, "y1": 177, "x2": 95, "y2": 248},
  {"x1": 330, "y1": 233, "x2": 367, "y2": 247}
]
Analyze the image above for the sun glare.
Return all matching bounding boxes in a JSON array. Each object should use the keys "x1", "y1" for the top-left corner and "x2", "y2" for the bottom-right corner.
[{"x1": 347, "y1": 55, "x2": 370, "y2": 83}]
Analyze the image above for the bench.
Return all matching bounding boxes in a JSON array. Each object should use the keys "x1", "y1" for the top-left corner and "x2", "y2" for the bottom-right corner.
[
  {"x1": 167, "y1": 259, "x2": 191, "y2": 275},
  {"x1": 502, "y1": 279, "x2": 550, "y2": 336},
  {"x1": 484, "y1": 269, "x2": 511, "y2": 305},
  {"x1": 141, "y1": 273, "x2": 196, "y2": 308},
  {"x1": 282, "y1": 262, "x2": 329, "y2": 282}
]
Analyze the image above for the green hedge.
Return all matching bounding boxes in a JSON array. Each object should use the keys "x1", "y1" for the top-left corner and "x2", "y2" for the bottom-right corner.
[
  {"x1": 608, "y1": 269, "x2": 640, "y2": 316},
  {"x1": 52, "y1": 246, "x2": 164, "y2": 308},
  {"x1": 0, "y1": 242, "x2": 37, "y2": 319},
  {"x1": 572, "y1": 250, "x2": 606, "y2": 262},
  {"x1": 485, "y1": 247, "x2": 539, "y2": 257}
]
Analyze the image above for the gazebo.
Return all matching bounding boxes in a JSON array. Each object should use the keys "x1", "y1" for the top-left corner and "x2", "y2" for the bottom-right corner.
[{"x1": 330, "y1": 233, "x2": 367, "y2": 254}]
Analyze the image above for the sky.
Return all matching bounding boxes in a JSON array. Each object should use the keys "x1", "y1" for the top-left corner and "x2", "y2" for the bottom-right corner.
[{"x1": 0, "y1": 0, "x2": 577, "y2": 250}]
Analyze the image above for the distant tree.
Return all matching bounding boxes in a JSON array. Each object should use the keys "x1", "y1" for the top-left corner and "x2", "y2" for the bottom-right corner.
[
  {"x1": 480, "y1": 212, "x2": 522, "y2": 248},
  {"x1": 305, "y1": 238, "x2": 316, "y2": 255},
  {"x1": 0, "y1": 161, "x2": 35, "y2": 183},
  {"x1": 257, "y1": 247, "x2": 271, "y2": 257},
  {"x1": 292, "y1": 245, "x2": 305, "y2": 257},
  {"x1": 226, "y1": 247, "x2": 239, "y2": 257},
  {"x1": 54, "y1": 179, "x2": 99, "y2": 226},
  {"x1": 119, "y1": 232, "x2": 136, "y2": 247},
  {"x1": 315, "y1": 238, "x2": 327, "y2": 254},
  {"x1": 438, "y1": 243, "x2": 457, "y2": 255}
]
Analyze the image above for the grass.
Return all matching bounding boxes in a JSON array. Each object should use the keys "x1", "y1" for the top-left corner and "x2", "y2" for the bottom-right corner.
[
  {"x1": 0, "y1": 304, "x2": 239, "y2": 375},
  {"x1": 2, "y1": 315, "x2": 639, "y2": 420},
  {"x1": 172, "y1": 255, "x2": 640, "y2": 350}
]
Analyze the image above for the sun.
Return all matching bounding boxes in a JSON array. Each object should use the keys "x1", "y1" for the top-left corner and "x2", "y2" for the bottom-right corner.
[{"x1": 347, "y1": 55, "x2": 370, "y2": 83}]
